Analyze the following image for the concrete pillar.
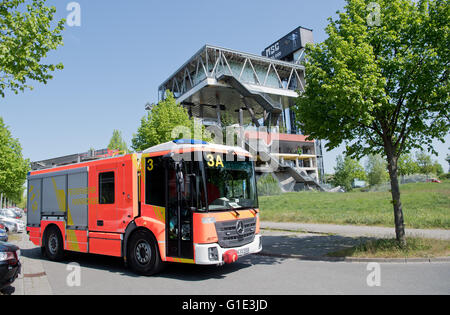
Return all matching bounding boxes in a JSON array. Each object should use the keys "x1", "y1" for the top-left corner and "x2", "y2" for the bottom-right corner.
[
  {"x1": 239, "y1": 108, "x2": 244, "y2": 126},
  {"x1": 199, "y1": 104, "x2": 204, "y2": 119},
  {"x1": 215, "y1": 94, "x2": 221, "y2": 127}
]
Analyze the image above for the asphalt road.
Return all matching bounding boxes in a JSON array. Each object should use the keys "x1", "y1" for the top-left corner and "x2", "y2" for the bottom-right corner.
[{"x1": 22, "y1": 247, "x2": 449, "y2": 295}]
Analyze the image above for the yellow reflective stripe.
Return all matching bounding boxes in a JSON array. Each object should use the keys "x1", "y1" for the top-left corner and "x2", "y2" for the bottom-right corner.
[
  {"x1": 29, "y1": 185, "x2": 39, "y2": 212},
  {"x1": 66, "y1": 230, "x2": 80, "y2": 252},
  {"x1": 153, "y1": 206, "x2": 165, "y2": 223},
  {"x1": 51, "y1": 177, "x2": 79, "y2": 251},
  {"x1": 172, "y1": 258, "x2": 195, "y2": 264}
]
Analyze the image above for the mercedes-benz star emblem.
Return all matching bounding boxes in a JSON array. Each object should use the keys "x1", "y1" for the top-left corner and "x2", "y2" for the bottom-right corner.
[{"x1": 236, "y1": 220, "x2": 245, "y2": 236}]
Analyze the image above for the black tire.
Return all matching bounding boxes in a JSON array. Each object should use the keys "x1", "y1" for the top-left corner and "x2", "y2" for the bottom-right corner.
[
  {"x1": 127, "y1": 230, "x2": 163, "y2": 276},
  {"x1": 44, "y1": 226, "x2": 64, "y2": 261},
  {"x1": 0, "y1": 285, "x2": 15, "y2": 295}
]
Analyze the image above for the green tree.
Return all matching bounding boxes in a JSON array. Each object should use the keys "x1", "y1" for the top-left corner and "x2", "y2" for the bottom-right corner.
[
  {"x1": 414, "y1": 151, "x2": 444, "y2": 176},
  {"x1": 0, "y1": 0, "x2": 65, "y2": 97},
  {"x1": 366, "y1": 154, "x2": 388, "y2": 186},
  {"x1": 432, "y1": 161, "x2": 444, "y2": 176},
  {"x1": 0, "y1": 117, "x2": 29, "y2": 204},
  {"x1": 397, "y1": 154, "x2": 419, "y2": 176},
  {"x1": 132, "y1": 91, "x2": 210, "y2": 151},
  {"x1": 415, "y1": 151, "x2": 433, "y2": 174},
  {"x1": 294, "y1": 0, "x2": 449, "y2": 245},
  {"x1": 108, "y1": 130, "x2": 128, "y2": 152},
  {"x1": 332, "y1": 155, "x2": 366, "y2": 191}
]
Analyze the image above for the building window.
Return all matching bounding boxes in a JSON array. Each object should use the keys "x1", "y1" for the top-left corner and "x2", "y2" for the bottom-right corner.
[{"x1": 99, "y1": 172, "x2": 115, "y2": 204}]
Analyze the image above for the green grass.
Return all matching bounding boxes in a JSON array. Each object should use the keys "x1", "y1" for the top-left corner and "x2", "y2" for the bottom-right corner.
[
  {"x1": 259, "y1": 180, "x2": 450, "y2": 229},
  {"x1": 327, "y1": 238, "x2": 450, "y2": 258}
]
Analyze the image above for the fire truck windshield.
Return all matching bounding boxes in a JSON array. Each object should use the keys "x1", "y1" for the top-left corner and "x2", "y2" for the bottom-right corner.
[{"x1": 203, "y1": 159, "x2": 257, "y2": 211}]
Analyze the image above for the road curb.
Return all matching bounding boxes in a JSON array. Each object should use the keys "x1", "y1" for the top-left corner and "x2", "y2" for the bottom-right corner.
[{"x1": 256, "y1": 251, "x2": 450, "y2": 263}]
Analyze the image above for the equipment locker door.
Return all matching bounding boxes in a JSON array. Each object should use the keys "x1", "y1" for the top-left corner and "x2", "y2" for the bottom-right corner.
[
  {"x1": 27, "y1": 178, "x2": 42, "y2": 227},
  {"x1": 67, "y1": 170, "x2": 89, "y2": 229}
]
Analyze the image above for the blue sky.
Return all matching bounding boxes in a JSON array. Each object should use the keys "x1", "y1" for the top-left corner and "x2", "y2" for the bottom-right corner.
[{"x1": 1, "y1": 0, "x2": 448, "y2": 173}]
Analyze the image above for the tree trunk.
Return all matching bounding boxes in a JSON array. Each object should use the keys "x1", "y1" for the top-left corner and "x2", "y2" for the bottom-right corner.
[{"x1": 385, "y1": 148, "x2": 406, "y2": 246}]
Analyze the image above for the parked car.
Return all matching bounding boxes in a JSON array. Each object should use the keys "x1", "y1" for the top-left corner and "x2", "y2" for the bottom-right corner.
[
  {"x1": 0, "y1": 217, "x2": 24, "y2": 233},
  {"x1": 426, "y1": 178, "x2": 442, "y2": 183},
  {"x1": 9, "y1": 208, "x2": 23, "y2": 219},
  {"x1": 0, "y1": 209, "x2": 21, "y2": 220},
  {"x1": 0, "y1": 218, "x2": 16, "y2": 233},
  {"x1": 0, "y1": 225, "x2": 7, "y2": 242},
  {"x1": 0, "y1": 242, "x2": 21, "y2": 293}
]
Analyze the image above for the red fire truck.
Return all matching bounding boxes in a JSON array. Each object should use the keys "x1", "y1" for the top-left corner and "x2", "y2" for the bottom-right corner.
[{"x1": 26, "y1": 140, "x2": 261, "y2": 275}]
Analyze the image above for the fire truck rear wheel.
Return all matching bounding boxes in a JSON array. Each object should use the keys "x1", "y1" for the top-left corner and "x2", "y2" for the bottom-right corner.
[
  {"x1": 44, "y1": 226, "x2": 64, "y2": 261},
  {"x1": 128, "y1": 230, "x2": 163, "y2": 276}
]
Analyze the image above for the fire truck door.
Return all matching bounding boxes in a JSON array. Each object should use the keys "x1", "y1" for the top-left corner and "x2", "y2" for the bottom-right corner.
[{"x1": 166, "y1": 162, "x2": 194, "y2": 259}]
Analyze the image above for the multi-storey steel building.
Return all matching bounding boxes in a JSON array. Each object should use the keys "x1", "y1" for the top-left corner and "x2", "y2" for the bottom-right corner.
[{"x1": 157, "y1": 27, "x2": 325, "y2": 191}]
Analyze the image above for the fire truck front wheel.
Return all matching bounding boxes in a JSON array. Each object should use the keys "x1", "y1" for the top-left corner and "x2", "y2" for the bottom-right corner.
[
  {"x1": 127, "y1": 230, "x2": 163, "y2": 276},
  {"x1": 44, "y1": 225, "x2": 64, "y2": 261}
]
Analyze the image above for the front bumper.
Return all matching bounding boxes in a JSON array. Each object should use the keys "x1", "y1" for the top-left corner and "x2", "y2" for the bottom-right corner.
[{"x1": 194, "y1": 234, "x2": 262, "y2": 265}]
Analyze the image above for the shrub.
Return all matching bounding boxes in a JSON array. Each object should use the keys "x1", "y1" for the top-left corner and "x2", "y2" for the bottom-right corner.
[{"x1": 257, "y1": 174, "x2": 282, "y2": 196}]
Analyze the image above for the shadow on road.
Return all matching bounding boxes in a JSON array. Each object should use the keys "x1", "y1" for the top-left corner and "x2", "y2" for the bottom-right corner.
[
  {"x1": 20, "y1": 247, "x2": 287, "y2": 281},
  {"x1": 259, "y1": 233, "x2": 374, "y2": 259},
  {"x1": 19, "y1": 233, "x2": 373, "y2": 282}
]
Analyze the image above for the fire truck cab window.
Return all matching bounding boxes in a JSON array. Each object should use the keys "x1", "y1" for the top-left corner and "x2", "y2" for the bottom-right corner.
[
  {"x1": 99, "y1": 172, "x2": 115, "y2": 204},
  {"x1": 145, "y1": 157, "x2": 165, "y2": 207}
]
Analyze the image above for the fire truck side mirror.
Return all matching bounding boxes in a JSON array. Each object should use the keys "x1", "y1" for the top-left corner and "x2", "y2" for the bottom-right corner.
[
  {"x1": 162, "y1": 152, "x2": 175, "y2": 166},
  {"x1": 174, "y1": 161, "x2": 185, "y2": 194},
  {"x1": 162, "y1": 154, "x2": 177, "y2": 172}
]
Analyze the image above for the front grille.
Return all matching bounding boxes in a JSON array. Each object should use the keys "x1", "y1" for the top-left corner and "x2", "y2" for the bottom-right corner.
[{"x1": 215, "y1": 217, "x2": 256, "y2": 248}]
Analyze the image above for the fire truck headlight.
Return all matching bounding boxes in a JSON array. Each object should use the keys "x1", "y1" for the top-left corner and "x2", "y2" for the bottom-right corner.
[{"x1": 208, "y1": 247, "x2": 218, "y2": 261}]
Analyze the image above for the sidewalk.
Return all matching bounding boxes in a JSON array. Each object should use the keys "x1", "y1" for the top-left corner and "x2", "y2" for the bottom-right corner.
[
  {"x1": 7, "y1": 233, "x2": 52, "y2": 295},
  {"x1": 261, "y1": 221, "x2": 450, "y2": 240},
  {"x1": 260, "y1": 229, "x2": 372, "y2": 259},
  {"x1": 258, "y1": 221, "x2": 450, "y2": 263}
]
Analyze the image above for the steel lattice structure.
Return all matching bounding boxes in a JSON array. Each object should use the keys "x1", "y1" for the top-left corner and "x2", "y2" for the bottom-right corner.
[{"x1": 157, "y1": 44, "x2": 326, "y2": 191}]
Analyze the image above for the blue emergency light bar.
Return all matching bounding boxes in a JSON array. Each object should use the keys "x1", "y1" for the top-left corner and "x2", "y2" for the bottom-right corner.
[{"x1": 173, "y1": 139, "x2": 208, "y2": 145}]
